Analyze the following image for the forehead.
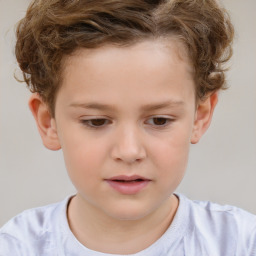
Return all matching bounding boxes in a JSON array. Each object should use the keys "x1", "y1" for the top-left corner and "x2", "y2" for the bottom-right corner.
[
  {"x1": 63, "y1": 37, "x2": 193, "y2": 77},
  {"x1": 57, "y1": 39, "x2": 195, "y2": 110}
]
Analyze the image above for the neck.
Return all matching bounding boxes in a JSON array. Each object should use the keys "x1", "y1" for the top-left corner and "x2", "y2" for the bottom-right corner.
[{"x1": 67, "y1": 194, "x2": 179, "y2": 254}]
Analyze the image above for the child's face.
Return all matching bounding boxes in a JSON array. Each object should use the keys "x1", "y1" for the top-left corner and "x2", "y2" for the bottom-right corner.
[{"x1": 34, "y1": 39, "x2": 216, "y2": 220}]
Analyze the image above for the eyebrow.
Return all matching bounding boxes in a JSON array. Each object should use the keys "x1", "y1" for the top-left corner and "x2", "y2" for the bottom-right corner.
[{"x1": 69, "y1": 100, "x2": 185, "y2": 112}]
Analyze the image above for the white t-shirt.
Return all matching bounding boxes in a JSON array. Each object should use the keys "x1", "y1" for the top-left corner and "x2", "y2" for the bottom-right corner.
[{"x1": 0, "y1": 193, "x2": 255, "y2": 256}]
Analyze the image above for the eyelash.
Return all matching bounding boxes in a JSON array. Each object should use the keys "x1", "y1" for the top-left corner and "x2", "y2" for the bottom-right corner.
[{"x1": 80, "y1": 117, "x2": 174, "y2": 130}]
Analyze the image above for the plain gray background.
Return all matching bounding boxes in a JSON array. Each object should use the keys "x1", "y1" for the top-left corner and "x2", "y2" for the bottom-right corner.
[{"x1": 0, "y1": 0, "x2": 255, "y2": 227}]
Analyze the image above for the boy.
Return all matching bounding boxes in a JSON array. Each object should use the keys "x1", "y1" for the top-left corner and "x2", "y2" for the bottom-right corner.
[{"x1": 0, "y1": 0, "x2": 255, "y2": 255}]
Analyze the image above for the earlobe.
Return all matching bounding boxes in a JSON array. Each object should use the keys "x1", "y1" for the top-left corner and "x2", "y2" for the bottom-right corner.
[
  {"x1": 28, "y1": 93, "x2": 61, "y2": 150},
  {"x1": 191, "y1": 92, "x2": 218, "y2": 144}
]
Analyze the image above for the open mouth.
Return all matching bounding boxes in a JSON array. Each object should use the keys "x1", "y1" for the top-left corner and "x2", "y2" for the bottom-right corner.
[
  {"x1": 112, "y1": 179, "x2": 145, "y2": 183},
  {"x1": 108, "y1": 175, "x2": 150, "y2": 182},
  {"x1": 105, "y1": 175, "x2": 151, "y2": 194}
]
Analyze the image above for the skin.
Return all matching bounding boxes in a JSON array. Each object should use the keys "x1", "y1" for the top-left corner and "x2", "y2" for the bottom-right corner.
[{"x1": 29, "y1": 39, "x2": 218, "y2": 254}]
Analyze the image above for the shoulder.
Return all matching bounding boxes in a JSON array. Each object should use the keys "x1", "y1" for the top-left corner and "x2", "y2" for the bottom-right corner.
[
  {"x1": 190, "y1": 197, "x2": 256, "y2": 231},
  {"x1": 0, "y1": 196, "x2": 71, "y2": 255},
  {"x1": 179, "y1": 194, "x2": 256, "y2": 255},
  {"x1": 1, "y1": 200, "x2": 63, "y2": 236}
]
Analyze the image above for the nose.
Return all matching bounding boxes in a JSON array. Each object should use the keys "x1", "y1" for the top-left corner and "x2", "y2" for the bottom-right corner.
[{"x1": 110, "y1": 124, "x2": 146, "y2": 164}]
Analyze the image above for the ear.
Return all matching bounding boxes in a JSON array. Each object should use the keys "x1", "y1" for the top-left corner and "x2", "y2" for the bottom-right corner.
[
  {"x1": 191, "y1": 92, "x2": 218, "y2": 144},
  {"x1": 28, "y1": 93, "x2": 61, "y2": 150}
]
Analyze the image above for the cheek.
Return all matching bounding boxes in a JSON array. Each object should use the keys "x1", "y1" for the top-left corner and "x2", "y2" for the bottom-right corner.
[
  {"x1": 153, "y1": 145, "x2": 189, "y2": 194},
  {"x1": 150, "y1": 127, "x2": 192, "y2": 178},
  {"x1": 155, "y1": 140, "x2": 190, "y2": 171},
  {"x1": 60, "y1": 132, "x2": 107, "y2": 182},
  {"x1": 62, "y1": 144, "x2": 105, "y2": 197}
]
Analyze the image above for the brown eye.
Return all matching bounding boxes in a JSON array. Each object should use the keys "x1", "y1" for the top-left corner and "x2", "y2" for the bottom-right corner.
[
  {"x1": 90, "y1": 119, "x2": 107, "y2": 127},
  {"x1": 152, "y1": 117, "x2": 168, "y2": 126},
  {"x1": 81, "y1": 118, "x2": 109, "y2": 128},
  {"x1": 146, "y1": 116, "x2": 173, "y2": 128}
]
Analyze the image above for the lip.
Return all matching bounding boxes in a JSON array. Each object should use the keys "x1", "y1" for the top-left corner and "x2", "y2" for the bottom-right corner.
[{"x1": 105, "y1": 175, "x2": 151, "y2": 195}]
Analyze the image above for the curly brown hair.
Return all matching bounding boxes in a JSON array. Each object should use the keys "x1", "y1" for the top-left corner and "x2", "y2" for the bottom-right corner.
[{"x1": 15, "y1": 0, "x2": 234, "y2": 116}]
